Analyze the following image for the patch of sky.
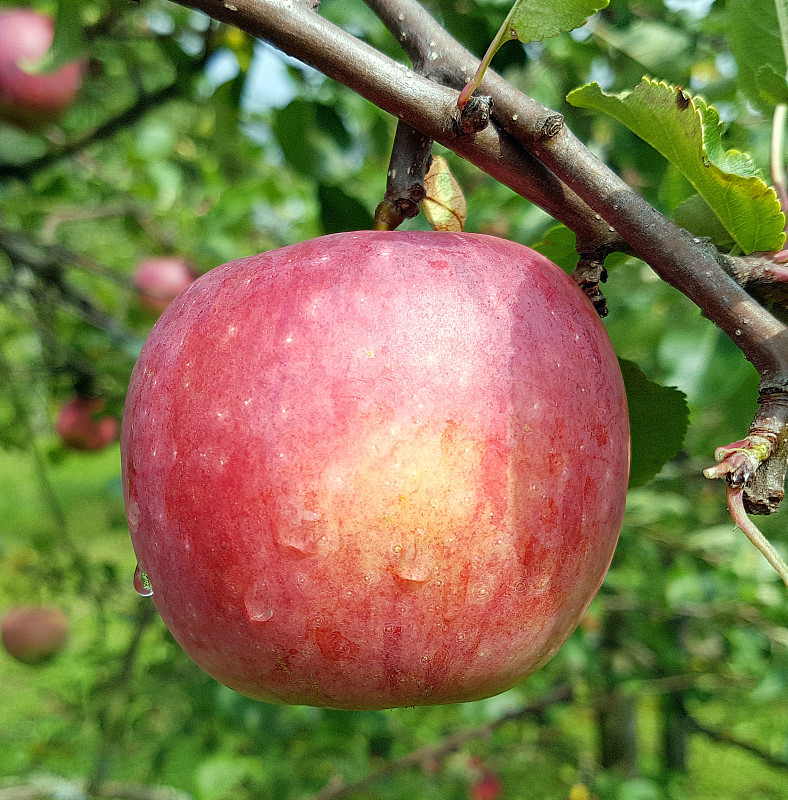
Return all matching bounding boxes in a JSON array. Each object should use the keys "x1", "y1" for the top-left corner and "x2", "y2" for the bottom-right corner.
[{"x1": 663, "y1": 0, "x2": 716, "y2": 19}]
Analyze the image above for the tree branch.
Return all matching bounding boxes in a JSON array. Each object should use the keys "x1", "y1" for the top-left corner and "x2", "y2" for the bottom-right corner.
[
  {"x1": 0, "y1": 81, "x2": 181, "y2": 183},
  {"x1": 175, "y1": 0, "x2": 620, "y2": 257},
  {"x1": 374, "y1": 120, "x2": 433, "y2": 230},
  {"x1": 310, "y1": 685, "x2": 573, "y2": 800},
  {"x1": 686, "y1": 713, "x2": 788, "y2": 773}
]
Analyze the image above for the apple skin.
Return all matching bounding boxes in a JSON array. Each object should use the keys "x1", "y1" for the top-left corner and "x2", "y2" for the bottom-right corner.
[
  {"x1": 0, "y1": 8, "x2": 84, "y2": 130},
  {"x1": 1, "y1": 606, "x2": 69, "y2": 665},
  {"x1": 133, "y1": 257, "x2": 197, "y2": 314},
  {"x1": 56, "y1": 397, "x2": 118, "y2": 451},
  {"x1": 122, "y1": 231, "x2": 630, "y2": 709}
]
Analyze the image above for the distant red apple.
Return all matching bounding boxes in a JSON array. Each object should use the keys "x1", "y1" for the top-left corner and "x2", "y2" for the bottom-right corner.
[
  {"x1": 470, "y1": 769, "x2": 503, "y2": 800},
  {"x1": 0, "y1": 8, "x2": 84, "y2": 130},
  {"x1": 56, "y1": 396, "x2": 117, "y2": 451},
  {"x1": 1, "y1": 606, "x2": 69, "y2": 664},
  {"x1": 122, "y1": 231, "x2": 629, "y2": 709},
  {"x1": 133, "y1": 256, "x2": 197, "y2": 314}
]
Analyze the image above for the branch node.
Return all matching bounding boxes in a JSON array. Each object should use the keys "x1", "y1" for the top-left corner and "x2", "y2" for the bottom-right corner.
[
  {"x1": 451, "y1": 94, "x2": 492, "y2": 136},
  {"x1": 571, "y1": 257, "x2": 609, "y2": 317},
  {"x1": 704, "y1": 391, "x2": 788, "y2": 514},
  {"x1": 540, "y1": 114, "x2": 565, "y2": 140}
]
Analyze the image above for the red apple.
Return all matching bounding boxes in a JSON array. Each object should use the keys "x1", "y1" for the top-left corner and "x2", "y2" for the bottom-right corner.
[
  {"x1": 133, "y1": 256, "x2": 197, "y2": 314},
  {"x1": 1, "y1": 605, "x2": 69, "y2": 664},
  {"x1": 0, "y1": 8, "x2": 84, "y2": 130},
  {"x1": 122, "y1": 231, "x2": 629, "y2": 709},
  {"x1": 56, "y1": 396, "x2": 117, "y2": 451},
  {"x1": 470, "y1": 769, "x2": 503, "y2": 800}
]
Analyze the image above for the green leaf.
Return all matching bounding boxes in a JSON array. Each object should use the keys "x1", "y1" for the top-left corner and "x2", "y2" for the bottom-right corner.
[
  {"x1": 620, "y1": 359, "x2": 689, "y2": 488},
  {"x1": 273, "y1": 99, "x2": 321, "y2": 177},
  {"x1": 567, "y1": 78, "x2": 786, "y2": 254},
  {"x1": 422, "y1": 155, "x2": 467, "y2": 232},
  {"x1": 531, "y1": 223, "x2": 629, "y2": 273},
  {"x1": 317, "y1": 184, "x2": 374, "y2": 234},
  {"x1": 495, "y1": 0, "x2": 609, "y2": 46},
  {"x1": 727, "y1": 0, "x2": 788, "y2": 112},
  {"x1": 24, "y1": 0, "x2": 85, "y2": 74},
  {"x1": 756, "y1": 64, "x2": 788, "y2": 105},
  {"x1": 458, "y1": 0, "x2": 608, "y2": 107},
  {"x1": 673, "y1": 194, "x2": 736, "y2": 249}
]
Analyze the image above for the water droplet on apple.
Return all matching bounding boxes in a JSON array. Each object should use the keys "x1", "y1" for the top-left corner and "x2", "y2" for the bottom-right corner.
[
  {"x1": 127, "y1": 501, "x2": 140, "y2": 534},
  {"x1": 133, "y1": 564, "x2": 154, "y2": 597},
  {"x1": 276, "y1": 529, "x2": 319, "y2": 557},
  {"x1": 390, "y1": 537, "x2": 432, "y2": 585},
  {"x1": 245, "y1": 580, "x2": 274, "y2": 622}
]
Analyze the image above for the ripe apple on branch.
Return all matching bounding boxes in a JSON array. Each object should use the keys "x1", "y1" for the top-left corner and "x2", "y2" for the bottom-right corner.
[
  {"x1": 56, "y1": 396, "x2": 118, "y2": 452},
  {"x1": 122, "y1": 230, "x2": 629, "y2": 708},
  {"x1": 133, "y1": 256, "x2": 197, "y2": 315},
  {"x1": 116, "y1": 0, "x2": 788, "y2": 710}
]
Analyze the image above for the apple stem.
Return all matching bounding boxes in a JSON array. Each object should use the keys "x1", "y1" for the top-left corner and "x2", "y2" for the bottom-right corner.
[
  {"x1": 726, "y1": 484, "x2": 788, "y2": 589},
  {"x1": 375, "y1": 121, "x2": 434, "y2": 231}
]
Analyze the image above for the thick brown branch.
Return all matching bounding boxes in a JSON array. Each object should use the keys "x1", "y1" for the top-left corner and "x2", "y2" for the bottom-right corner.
[
  {"x1": 362, "y1": 0, "x2": 620, "y2": 256},
  {"x1": 535, "y1": 127, "x2": 788, "y2": 392},
  {"x1": 176, "y1": 0, "x2": 617, "y2": 256}
]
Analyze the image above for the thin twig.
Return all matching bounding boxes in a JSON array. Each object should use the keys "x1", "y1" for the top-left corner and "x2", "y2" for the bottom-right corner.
[
  {"x1": 374, "y1": 121, "x2": 433, "y2": 229},
  {"x1": 686, "y1": 713, "x2": 788, "y2": 773},
  {"x1": 727, "y1": 485, "x2": 788, "y2": 588},
  {"x1": 310, "y1": 685, "x2": 573, "y2": 800}
]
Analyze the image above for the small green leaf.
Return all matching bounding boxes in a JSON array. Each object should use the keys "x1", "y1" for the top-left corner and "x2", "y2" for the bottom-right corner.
[
  {"x1": 727, "y1": 0, "x2": 788, "y2": 111},
  {"x1": 531, "y1": 224, "x2": 581, "y2": 273},
  {"x1": 531, "y1": 223, "x2": 629, "y2": 273},
  {"x1": 318, "y1": 184, "x2": 374, "y2": 235},
  {"x1": 756, "y1": 64, "x2": 788, "y2": 106},
  {"x1": 458, "y1": 0, "x2": 608, "y2": 107},
  {"x1": 423, "y1": 156, "x2": 467, "y2": 232},
  {"x1": 24, "y1": 0, "x2": 85, "y2": 74},
  {"x1": 620, "y1": 359, "x2": 689, "y2": 488},
  {"x1": 496, "y1": 0, "x2": 609, "y2": 46},
  {"x1": 567, "y1": 79, "x2": 786, "y2": 253},
  {"x1": 273, "y1": 100, "x2": 321, "y2": 177}
]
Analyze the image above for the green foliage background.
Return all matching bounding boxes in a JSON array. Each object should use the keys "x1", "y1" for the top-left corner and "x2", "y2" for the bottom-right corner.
[{"x1": 1, "y1": 1, "x2": 787, "y2": 799}]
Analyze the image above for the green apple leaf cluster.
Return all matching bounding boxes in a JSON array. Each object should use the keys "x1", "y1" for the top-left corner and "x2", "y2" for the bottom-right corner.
[{"x1": 567, "y1": 79, "x2": 786, "y2": 254}]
